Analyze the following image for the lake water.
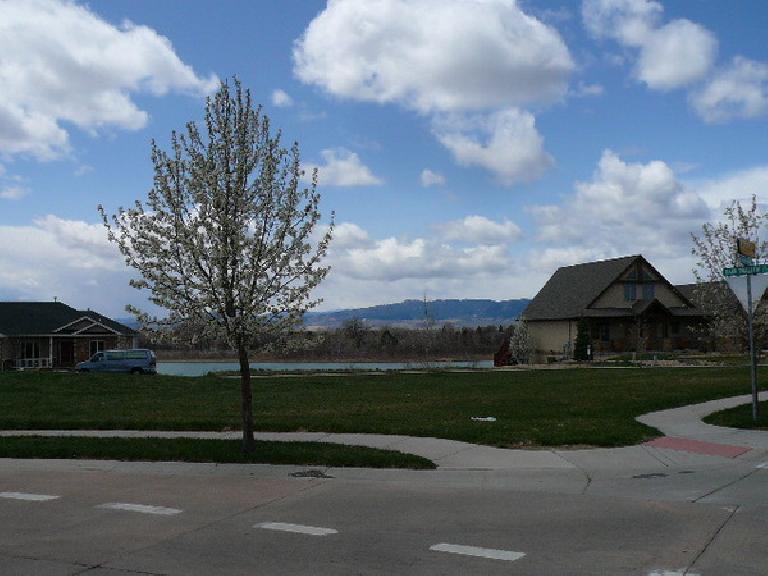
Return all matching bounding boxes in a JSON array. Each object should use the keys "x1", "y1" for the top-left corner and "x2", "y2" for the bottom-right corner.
[{"x1": 158, "y1": 360, "x2": 493, "y2": 377}]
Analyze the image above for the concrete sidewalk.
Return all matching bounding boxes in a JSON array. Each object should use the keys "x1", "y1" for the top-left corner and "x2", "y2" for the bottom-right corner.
[
  {"x1": 2, "y1": 392, "x2": 767, "y2": 471},
  {"x1": 637, "y1": 390, "x2": 768, "y2": 449},
  {"x1": 0, "y1": 428, "x2": 576, "y2": 470}
]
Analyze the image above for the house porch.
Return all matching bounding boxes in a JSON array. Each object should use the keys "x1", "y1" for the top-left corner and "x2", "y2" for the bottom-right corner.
[{"x1": 0, "y1": 335, "x2": 133, "y2": 370}]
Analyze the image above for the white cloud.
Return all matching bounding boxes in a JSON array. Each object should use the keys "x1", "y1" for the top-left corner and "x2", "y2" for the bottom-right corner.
[
  {"x1": 437, "y1": 215, "x2": 521, "y2": 244},
  {"x1": 0, "y1": 0, "x2": 218, "y2": 160},
  {"x1": 34, "y1": 215, "x2": 120, "y2": 264},
  {"x1": 327, "y1": 222, "x2": 372, "y2": 249},
  {"x1": 271, "y1": 89, "x2": 294, "y2": 108},
  {"x1": 529, "y1": 247, "x2": 612, "y2": 273},
  {"x1": 294, "y1": 0, "x2": 573, "y2": 113},
  {"x1": 531, "y1": 150, "x2": 710, "y2": 262},
  {"x1": 334, "y1": 237, "x2": 510, "y2": 282},
  {"x1": 0, "y1": 186, "x2": 27, "y2": 200},
  {"x1": 691, "y1": 57, "x2": 768, "y2": 123},
  {"x1": 322, "y1": 218, "x2": 520, "y2": 283},
  {"x1": 294, "y1": 0, "x2": 570, "y2": 185},
  {"x1": 525, "y1": 149, "x2": 726, "y2": 287},
  {"x1": 582, "y1": 0, "x2": 661, "y2": 45},
  {"x1": 293, "y1": 0, "x2": 575, "y2": 185},
  {"x1": 582, "y1": 0, "x2": 717, "y2": 90},
  {"x1": 433, "y1": 108, "x2": 552, "y2": 185},
  {"x1": 309, "y1": 218, "x2": 542, "y2": 309},
  {"x1": 420, "y1": 169, "x2": 445, "y2": 187},
  {"x1": 584, "y1": 0, "x2": 768, "y2": 125},
  {"x1": 691, "y1": 165, "x2": 768, "y2": 210},
  {"x1": 0, "y1": 103, "x2": 69, "y2": 160},
  {"x1": 572, "y1": 82, "x2": 605, "y2": 97},
  {"x1": 0, "y1": 216, "x2": 142, "y2": 315},
  {"x1": 305, "y1": 148, "x2": 382, "y2": 187},
  {"x1": 637, "y1": 20, "x2": 717, "y2": 90}
]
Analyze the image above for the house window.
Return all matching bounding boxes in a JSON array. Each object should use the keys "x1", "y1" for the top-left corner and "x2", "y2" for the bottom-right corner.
[
  {"x1": 599, "y1": 323, "x2": 610, "y2": 342},
  {"x1": 670, "y1": 322, "x2": 680, "y2": 335},
  {"x1": 21, "y1": 341, "x2": 40, "y2": 359},
  {"x1": 642, "y1": 284, "x2": 655, "y2": 299},
  {"x1": 90, "y1": 340, "x2": 105, "y2": 357},
  {"x1": 624, "y1": 284, "x2": 637, "y2": 301},
  {"x1": 18, "y1": 341, "x2": 43, "y2": 368}
]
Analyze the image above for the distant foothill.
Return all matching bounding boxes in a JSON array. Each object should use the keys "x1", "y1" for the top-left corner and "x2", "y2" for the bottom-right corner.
[{"x1": 301, "y1": 298, "x2": 531, "y2": 329}]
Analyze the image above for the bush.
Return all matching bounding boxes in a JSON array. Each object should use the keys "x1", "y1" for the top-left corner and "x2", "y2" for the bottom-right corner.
[{"x1": 574, "y1": 319, "x2": 591, "y2": 361}]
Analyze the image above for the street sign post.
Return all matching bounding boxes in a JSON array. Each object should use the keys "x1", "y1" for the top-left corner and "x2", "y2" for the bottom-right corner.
[
  {"x1": 725, "y1": 238, "x2": 762, "y2": 422},
  {"x1": 746, "y1": 273, "x2": 759, "y2": 422}
]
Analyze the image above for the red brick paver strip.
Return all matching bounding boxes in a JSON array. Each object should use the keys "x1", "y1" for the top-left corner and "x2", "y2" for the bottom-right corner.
[{"x1": 643, "y1": 436, "x2": 751, "y2": 458}]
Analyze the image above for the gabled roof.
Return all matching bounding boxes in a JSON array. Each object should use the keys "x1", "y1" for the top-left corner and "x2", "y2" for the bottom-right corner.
[
  {"x1": 523, "y1": 255, "x2": 639, "y2": 321},
  {"x1": 631, "y1": 298, "x2": 668, "y2": 315},
  {"x1": 54, "y1": 316, "x2": 122, "y2": 335},
  {"x1": 674, "y1": 283, "x2": 697, "y2": 302},
  {"x1": 0, "y1": 302, "x2": 136, "y2": 336},
  {"x1": 523, "y1": 255, "x2": 699, "y2": 321}
]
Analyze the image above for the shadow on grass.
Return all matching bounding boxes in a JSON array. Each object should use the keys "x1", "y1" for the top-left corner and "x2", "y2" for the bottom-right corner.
[{"x1": 0, "y1": 436, "x2": 435, "y2": 469}]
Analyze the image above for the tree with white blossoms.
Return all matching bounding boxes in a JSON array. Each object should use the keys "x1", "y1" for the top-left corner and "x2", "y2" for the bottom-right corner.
[
  {"x1": 691, "y1": 196, "x2": 767, "y2": 350},
  {"x1": 99, "y1": 78, "x2": 333, "y2": 453},
  {"x1": 509, "y1": 322, "x2": 533, "y2": 364}
]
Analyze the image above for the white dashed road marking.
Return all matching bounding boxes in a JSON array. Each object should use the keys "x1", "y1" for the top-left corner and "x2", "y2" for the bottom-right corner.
[
  {"x1": 756, "y1": 462, "x2": 768, "y2": 469},
  {"x1": 255, "y1": 522, "x2": 338, "y2": 536},
  {"x1": 648, "y1": 571, "x2": 700, "y2": 576},
  {"x1": 96, "y1": 503, "x2": 183, "y2": 515},
  {"x1": 0, "y1": 491, "x2": 60, "y2": 501},
  {"x1": 429, "y1": 543, "x2": 525, "y2": 562}
]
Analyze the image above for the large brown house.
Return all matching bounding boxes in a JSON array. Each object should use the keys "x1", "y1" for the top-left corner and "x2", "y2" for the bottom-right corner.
[
  {"x1": 523, "y1": 255, "x2": 707, "y2": 357},
  {"x1": 0, "y1": 302, "x2": 137, "y2": 370}
]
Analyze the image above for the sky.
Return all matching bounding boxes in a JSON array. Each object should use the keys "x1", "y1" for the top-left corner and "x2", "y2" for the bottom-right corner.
[{"x1": 0, "y1": 0, "x2": 767, "y2": 318}]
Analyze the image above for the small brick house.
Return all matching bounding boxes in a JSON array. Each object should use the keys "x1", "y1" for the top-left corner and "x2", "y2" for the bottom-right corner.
[
  {"x1": 523, "y1": 255, "x2": 708, "y2": 357},
  {"x1": 0, "y1": 302, "x2": 138, "y2": 370}
]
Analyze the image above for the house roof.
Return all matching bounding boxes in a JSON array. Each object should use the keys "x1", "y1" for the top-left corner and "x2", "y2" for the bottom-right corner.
[
  {"x1": 523, "y1": 255, "x2": 701, "y2": 321},
  {"x1": 523, "y1": 255, "x2": 639, "y2": 320},
  {"x1": 674, "y1": 283, "x2": 697, "y2": 301},
  {"x1": 0, "y1": 302, "x2": 136, "y2": 336}
]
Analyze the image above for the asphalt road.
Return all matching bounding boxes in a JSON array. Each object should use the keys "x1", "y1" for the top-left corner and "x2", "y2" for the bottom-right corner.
[{"x1": 1, "y1": 453, "x2": 766, "y2": 575}]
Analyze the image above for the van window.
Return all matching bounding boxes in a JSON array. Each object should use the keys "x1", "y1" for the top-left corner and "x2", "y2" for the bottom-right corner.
[{"x1": 124, "y1": 351, "x2": 148, "y2": 360}]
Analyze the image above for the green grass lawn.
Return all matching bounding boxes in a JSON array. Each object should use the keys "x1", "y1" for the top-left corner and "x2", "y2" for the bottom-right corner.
[
  {"x1": 0, "y1": 436, "x2": 434, "y2": 469},
  {"x1": 0, "y1": 367, "x2": 762, "y2": 448},
  {"x1": 703, "y1": 400, "x2": 768, "y2": 430}
]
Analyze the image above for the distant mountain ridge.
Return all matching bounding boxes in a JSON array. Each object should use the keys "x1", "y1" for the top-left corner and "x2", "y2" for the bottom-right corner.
[
  {"x1": 114, "y1": 317, "x2": 141, "y2": 330},
  {"x1": 115, "y1": 298, "x2": 532, "y2": 331},
  {"x1": 303, "y1": 298, "x2": 530, "y2": 329}
]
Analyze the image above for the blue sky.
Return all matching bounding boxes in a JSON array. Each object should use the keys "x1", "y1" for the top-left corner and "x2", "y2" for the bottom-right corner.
[{"x1": 1, "y1": 0, "x2": 767, "y2": 317}]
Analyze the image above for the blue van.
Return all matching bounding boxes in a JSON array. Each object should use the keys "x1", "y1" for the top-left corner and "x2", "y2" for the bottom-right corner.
[{"x1": 77, "y1": 349, "x2": 157, "y2": 374}]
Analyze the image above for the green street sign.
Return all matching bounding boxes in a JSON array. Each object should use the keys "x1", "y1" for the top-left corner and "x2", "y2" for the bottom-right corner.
[{"x1": 724, "y1": 264, "x2": 768, "y2": 276}]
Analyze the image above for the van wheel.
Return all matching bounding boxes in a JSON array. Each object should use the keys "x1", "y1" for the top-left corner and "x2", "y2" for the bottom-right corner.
[{"x1": 130, "y1": 368, "x2": 143, "y2": 375}]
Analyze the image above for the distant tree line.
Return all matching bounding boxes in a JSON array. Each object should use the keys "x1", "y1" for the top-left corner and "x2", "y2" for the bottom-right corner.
[{"x1": 146, "y1": 318, "x2": 516, "y2": 360}]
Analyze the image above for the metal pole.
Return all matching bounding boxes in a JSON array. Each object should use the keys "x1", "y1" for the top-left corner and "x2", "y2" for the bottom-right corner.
[{"x1": 747, "y1": 273, "x2": 759, "y2": 421}]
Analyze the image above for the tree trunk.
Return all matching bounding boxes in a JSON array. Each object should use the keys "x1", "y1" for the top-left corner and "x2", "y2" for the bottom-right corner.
[{"x1": 238, "y1": 345, "x2": 256, "y2": 453}]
